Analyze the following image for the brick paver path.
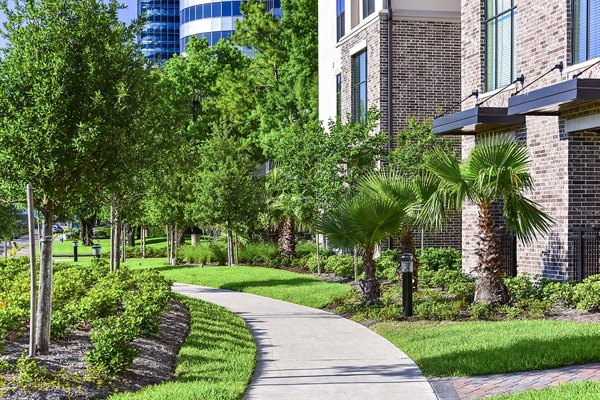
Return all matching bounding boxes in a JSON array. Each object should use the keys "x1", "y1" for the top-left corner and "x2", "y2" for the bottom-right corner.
[{"x1": 439, "y1": 362, "x2": 600, "y2": 399}]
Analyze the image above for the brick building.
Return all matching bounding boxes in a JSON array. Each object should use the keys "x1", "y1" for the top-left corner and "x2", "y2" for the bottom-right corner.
[
  {"x1": 318, "y1": 0, "x2": 463, "y2": 249},
  {"x1": 434, "y1": 0, "x2": 600, "y2": 280}
]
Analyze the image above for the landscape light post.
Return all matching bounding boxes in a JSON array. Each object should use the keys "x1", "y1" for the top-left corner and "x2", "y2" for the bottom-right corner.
[
  {"x1": 401, "y1": 253, "x2": 414, "y2": 317},
  {"x1": 92, "y1": 244, "x2": 101, "y2": 259},
  {"x1": 72, "y1": 240, "x2": 78, "y2": 262}
]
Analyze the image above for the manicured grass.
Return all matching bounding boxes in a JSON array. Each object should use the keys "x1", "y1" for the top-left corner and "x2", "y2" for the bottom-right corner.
[
  {"x1": 373, "y1": 320, "x2": 600, "y2": 377},
  {"x1": 53, "y1": 236, "x2": 169, "y2": 255},
  {"x1": 109, "y1": 294, "x2": 256, "y2": 400},
  {"x1": 491, "y1": 381, "x2": 600, "y2": 399},
  {"x1": 147, "y1": 265, "x2": 352, "y2": 309},
  {"x1": 64, "y1": 257, "x2": 169, "y2": 268}
]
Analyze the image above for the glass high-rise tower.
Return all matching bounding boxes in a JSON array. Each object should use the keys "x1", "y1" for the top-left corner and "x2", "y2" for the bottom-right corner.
[{"x1": 138, "y1": 0, "x2": 181, "y2": 63}]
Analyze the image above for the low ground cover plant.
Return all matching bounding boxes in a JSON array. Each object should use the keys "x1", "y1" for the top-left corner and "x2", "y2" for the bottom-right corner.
[{"x1": 0, "y1": 257, "x2": 172, "y2": 378}]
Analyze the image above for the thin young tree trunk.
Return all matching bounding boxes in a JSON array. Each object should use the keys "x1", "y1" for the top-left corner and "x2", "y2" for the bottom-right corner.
[
  {"x1": 141, "y1": 227, "x2": 147, "y2": 258},
  {"x1": 26, "y1": 184, "x2": 36, "y2": 357},
  {"x1": 35, "y1": 208, "x2": 54, "y2": 354},
  {"x1": 113, "y1": 209, "x2": 122, "y2": 271},
  {"x1": 399, "y1": 228, "x2": 419, "y2": 291},
  {"x1": 353, "y1": 248, "x2": 358, "y2": 281},
  {"x1": 109, "y1": 203, "x2": 115, "y2": 271},
  {"x1": 474, "y1": 203, "x2": 510, "y2": 305},
  {"x1": 316, "y1": 234, "x2": 321, "y2": 274},
  {"x1": 127, "y1": 225, "x2": 135, "y2": 247},
  {"x1": 121, "y1": 225, "x2": 126, "y2": 263},
  {"x1": 234, "y1": 226, "x2": 239, "y2": 265},
  {"x1": 359, "y1": 247, "x2": 380, "y2": 305},
  {"x1": 3, "y1": 241, "x2": 7, "y2": 258},
  {"x1": 227, "y1": 225, "x2": 234, "y2": 266},
  {"x1": 173, "y1": 223, "x2": 178, "y2": 264}
]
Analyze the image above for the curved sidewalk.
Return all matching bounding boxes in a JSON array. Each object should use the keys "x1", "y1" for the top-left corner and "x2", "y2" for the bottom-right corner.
[{"x1": 173, "y1": 283, "x2": 436, "y2": 400}]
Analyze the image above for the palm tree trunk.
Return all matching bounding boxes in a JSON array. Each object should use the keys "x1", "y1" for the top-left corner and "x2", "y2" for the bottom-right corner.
[
  {"x1": 279, "y1": 216, "x2": 296, "y2": 259},
  {"x1": 474, "y1": 203, "x2": 510, "y2": 305},
  {"x1": 359, "y1": 247, "x2": 380, "y2": 305},
  {"x1": 399, "y1": 228, "x2": 419, "y2": 291}
]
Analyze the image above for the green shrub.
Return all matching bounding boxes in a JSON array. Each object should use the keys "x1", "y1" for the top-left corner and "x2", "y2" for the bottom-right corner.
[
  {"x1": 417, "y1": 247, "x2": 461, "y2": 272},
  {"x1": 239, "y1": 242, "x2": 280, "y2": 266},
  {"x1": 498, "y1": 304, "x2": 523, "y2": 319},
  {"x1": 574, "y1": 275, "x2": 600, "y2": 312},
  {"x1": 376, "y1": 250, "x2": 399, "y2": 281},
  {"x1": 415, "y1": 299, "x2": 463, "y2": 320},
  {"x1": 505, "y1": 274, "x2": 539, "y2": 302},
  {"x1": 210, "y1": 242, "x2": 228, "y2": 266},
  {"x1": 179, "y1": 243, "x2": 214, "y2": 264},
  {"x1": 540, "y1": 279, "x2": 576, "y2": 307},
  {"x1": 86, "y1": 316, "x2": 139, "y2": 375},
  {"x1": 305, "y1": 254, "x2": 326, "y2": 273},
  {"x1": 294, "y1": 240, "x2": 317, "y2": 259},
  {"x1": 326, "y1": 255, "x2": 357, "y2": 279},
  {"x1": 469, "y1": 303, "x2": 493, "y2": 320}
]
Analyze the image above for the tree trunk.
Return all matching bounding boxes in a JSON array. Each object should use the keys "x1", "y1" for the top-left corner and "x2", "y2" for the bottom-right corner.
[
  {"x1": 121, "y1": 225, "x2": 126, "y2": 263},
  {"x1": 399, "y1": 228, "x2": 419, "y2": 291},
  {"x1": 79, "y1": 216, "x2": 94, "y2": 246},
  {"x1": 35, "y1": 208, "x2": 53, "y2": 354},
  {"x1": 127, "y1": 225, "x2": 135, "y2": 247},
  {"x1": 316, "y1": 234, "x2": 321, "y2": 274},
  {"x1": 227, "y1": 225, "x2": 234, "y2": 266},
  {"x1": 141, "y1": 227, "x2": 147, "y2": 258},
  {"x1": 3, "y1": 241, "x2": 7, "y2": 258},
  {"x1": 353, "y1": 248, "x2": 358, "y2": 281},
  {"x1": 279, "y1": 216, "x2": 296, "y2": 259},
  {"x1": 474, "y1": 203, "x2": 510, "y2": 305},
  {"x1": 359, "y1": 247, "x2": 380, "y2": 305},
  {"x1": 234, "y1": 227, "x2": 239, "y2": 265},
  {"x1": 110, "y1": 203, "x2": 122, "y2": 271}
]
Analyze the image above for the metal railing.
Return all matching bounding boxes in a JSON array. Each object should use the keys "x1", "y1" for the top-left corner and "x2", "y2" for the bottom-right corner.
[
  {"x1": 573, "y1": 227, "x2": 600, "y2": 282},
  {"x1": 500, "y1": 232, "x2": 518, "y2": 277}
]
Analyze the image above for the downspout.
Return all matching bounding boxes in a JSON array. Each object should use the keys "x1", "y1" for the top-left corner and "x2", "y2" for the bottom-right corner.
[
  {"x1": 385, "y1": 0, "x2": 393, "y2": 152},
  {"x1": 385, "y1": 0, "x2": 394, "y2": 251}
]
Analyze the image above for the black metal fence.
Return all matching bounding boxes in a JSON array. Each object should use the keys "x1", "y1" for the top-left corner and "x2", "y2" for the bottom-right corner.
[
  {"x1": 573, "y1": 227, "x2": 600, "y2": 282},
  {"x1": 500, "y1": 233, "x2": 518, "y2": 277}
]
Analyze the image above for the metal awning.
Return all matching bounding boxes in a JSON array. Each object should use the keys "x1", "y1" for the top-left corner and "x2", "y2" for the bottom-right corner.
[
  {"x1": 433, "y1": 107, "x2": 525, "y2": 135},
  {"x1": 507, "y1": 79, "x2": 600, "y2": 116}
]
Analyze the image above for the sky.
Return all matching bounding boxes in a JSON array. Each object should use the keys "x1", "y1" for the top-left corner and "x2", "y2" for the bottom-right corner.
[{"x1": 0, "y1": 0, "x2": 139, "y2": 48}]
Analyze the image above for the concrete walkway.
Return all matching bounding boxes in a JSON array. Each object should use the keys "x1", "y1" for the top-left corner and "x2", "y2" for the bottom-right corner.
[{"x1": 172, "y1": 283, "x2": 437, "y2": 400}]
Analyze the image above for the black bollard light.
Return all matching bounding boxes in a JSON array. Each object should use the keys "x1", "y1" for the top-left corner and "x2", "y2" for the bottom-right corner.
[
  {"x1": 401, "y1": 253, "x2": 414, "y2": 317},
  {"x1": 73, "y1": 240, "x2": 78, "y2": 262}
]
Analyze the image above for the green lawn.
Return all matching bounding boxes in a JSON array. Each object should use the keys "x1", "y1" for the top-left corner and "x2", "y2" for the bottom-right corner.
[
  {"x1": 53, "y1": 236, "x2": 168, "y2": 255},
  {"x1": 109, "y1": 294, "x2": 256, "y2": 400},
  {"x1": 373, "y1": 320, "x2": 600, "y2": 377},
  {"x1": 146, "y1": 265, "x2": 352, "y2": 309},
  {"x1": 59, "y1": 257, "x2": 169, "y2": 268},
  {"x1": 491, "y1": 381, "x2": 600, "y2": 399}
]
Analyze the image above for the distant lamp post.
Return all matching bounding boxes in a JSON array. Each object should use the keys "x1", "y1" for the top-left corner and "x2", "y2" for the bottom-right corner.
[
  {"x1": 192, "y1": 97, "x2": 201, "y2": 122},
  {"x1": 92, "y1": 244, "x2": 101, "y2": 259},
  {"x1": 400, "y1": 253, "x2": 414, "y2": 317},
  {"x1": 72, "y1": 240, "x2": 78, "y2": 262}
]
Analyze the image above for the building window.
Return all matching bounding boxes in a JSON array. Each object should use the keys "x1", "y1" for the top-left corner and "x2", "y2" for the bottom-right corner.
[
  {"x1": 363, "y1": 0, "x2": 375, "y2": 18},
  {"x1": 336, "y1": 73, "x2": 342, "y2": 117},
  {"x1": 485, "y1": 0, "x2": 518, "y2": 92},
  {"x1": 336, "y1": 0, "x2": 345, "y2": 41},
  {"x1": 352, "y1": 50, "x2": 367, "y2": 123},
  {"x1": 574, "y1": 0, "x2": 600, "y2": 64}
]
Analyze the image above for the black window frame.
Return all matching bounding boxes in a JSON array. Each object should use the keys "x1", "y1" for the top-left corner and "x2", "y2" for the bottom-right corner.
[
  {"x1": 572, "y1": 0, "x2": 600, "y2": 64},
  {"x1": 485, "y1": 0, "x2": 518, "y2": 92},
  {"x1": 351, "y1": 50, "x2": 367, "y2": 124},
  {"x1": 336, "y1": 0, "x2": 345, "y2": 41},
  {"x1": 362, "y1": 0, "x2": 375, "y2": 19}
]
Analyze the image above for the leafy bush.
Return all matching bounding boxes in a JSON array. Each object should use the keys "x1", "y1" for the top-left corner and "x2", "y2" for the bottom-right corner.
[
  {"x1": 326, "y1": 255, "x2": 357, "y2": 279},
  {"x1": 305, "y1": 254, "x2": 326, "y2": 273},
  {"x1": 417, "y1": 247, "x2": 461, "y2": 272},
  {"x1": 505, "y1": 274, "x2": 539, "y2": 302},
  {"x1": 239, "y1": 242, "x2": 280, "y2": 266},
  {"x1": 415, "y1": 299, "x2": 463, "y2": 320},
  {"x1": 574, "y1": 275, "x2": 600, "y2": 312},
  {"x1": 376, "y1": 250, "x2": 399, "y2": 281},
  {"x1": 125, "y1": 246, "x2": 167, "y2": 258},
  {"x1": 469, "y1": 303, "x2": 493, "y2": 320},
  {"x1": 294, "y1": 240, "x2": 317, "y2": 259},
  {"x1": 180, "y1": 243, "x2": 215, "y2": 264},
  {"x1": 210, "y1": 242, "x2": 228, "y2": 266}
]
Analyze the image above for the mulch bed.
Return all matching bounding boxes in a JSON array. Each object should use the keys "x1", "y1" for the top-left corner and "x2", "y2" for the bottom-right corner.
[{"x1": 1, "y1": 300, "x2": 190, "y2": 399}]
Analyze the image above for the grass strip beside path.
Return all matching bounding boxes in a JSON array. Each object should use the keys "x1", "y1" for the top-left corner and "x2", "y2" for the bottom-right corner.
[
  {"x1": 110, "y1": 294, "x2": 256, "y2": 400},
  {"x1": 491, "y1": 381, "x2": 600, "y2": 399},
  {"x1": 147, "y1": 265, "x2": 352, "y2": 309},
  {"x1": 373, "y1": 320, "x2": 600, "y2": 377}
]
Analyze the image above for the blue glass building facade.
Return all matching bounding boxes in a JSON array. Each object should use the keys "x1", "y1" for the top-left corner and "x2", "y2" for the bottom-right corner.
[{"x1": 138, "y1": 0, "x2": 180, "y2": 63}]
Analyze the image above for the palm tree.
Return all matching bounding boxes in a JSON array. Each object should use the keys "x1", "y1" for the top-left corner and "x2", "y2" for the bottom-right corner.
[
  {"x1": 359, "y1": 171, "x2": 445, "y2": 290},
  {"x1": 316, "y1": 193, "x2": 410, "y2": 304},
  {"x1": 425, "y1": 138, "x2": 554, "y2": 304}
]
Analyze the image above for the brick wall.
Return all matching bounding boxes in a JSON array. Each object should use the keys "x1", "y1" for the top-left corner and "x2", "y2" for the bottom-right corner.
[{"x1": 460, "y1": 0, "x2": 600, "y2": 280}]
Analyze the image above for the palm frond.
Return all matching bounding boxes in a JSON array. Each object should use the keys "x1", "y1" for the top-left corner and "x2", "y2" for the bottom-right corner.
[{"x1": 503, "y1": 193, "x2": 555, "y2": 245}]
